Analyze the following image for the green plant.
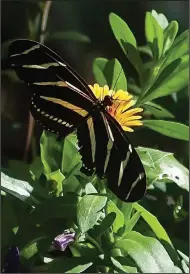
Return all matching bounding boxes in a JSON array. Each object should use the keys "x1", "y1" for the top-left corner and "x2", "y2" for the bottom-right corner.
[{"x1": 1, "y1": 10, "x2": 189, "y2": 273}]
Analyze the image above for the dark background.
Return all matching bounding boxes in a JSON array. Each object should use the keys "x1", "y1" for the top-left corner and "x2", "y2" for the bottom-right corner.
[{"x1": 1, "y1": 0, "x2": 189, "y2": 255}]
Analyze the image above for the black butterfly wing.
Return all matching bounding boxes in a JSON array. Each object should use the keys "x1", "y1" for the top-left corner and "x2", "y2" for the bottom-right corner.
[
  {"x1": 4, "y1": 39, "x2": 146, "y2": 201},
  {"x1": 30, "y1": 84, "x2": 89, "y2": 138},
  {"x1": 5, "y1": 39, "x2": 96, "y2": 137},
  {"x1": 6, "y1": 39, "x2": 96, "y2": 100},
  {"x1": 77, "y1": 111, "x2": 146, "y2": 202},
  {"x1": 103, "y1": 112, "x2": 146, "y2": 202},
  {"x1": 77, "y1": 112, "x2": 110, "y2": 177}
]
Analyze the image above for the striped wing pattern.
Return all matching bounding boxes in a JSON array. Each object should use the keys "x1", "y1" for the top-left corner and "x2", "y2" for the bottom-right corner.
[
  {"x1": 4, "y1": 39, "x2": 146, "y2": 202},
  {"x1": 77, "y1": 112, "x2": 146, "y2": 202},
  {"x1": 6, "y1": 39, "x2": 95, "y2": 138}
]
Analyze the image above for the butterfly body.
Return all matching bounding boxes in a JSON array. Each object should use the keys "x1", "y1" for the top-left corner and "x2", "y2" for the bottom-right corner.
[
  {"x1": 3, "y1": 39, "x2": 146, "y2": 202},
  {"x1": 102, "y1": 95, "x2": 113, "y2": 107}
]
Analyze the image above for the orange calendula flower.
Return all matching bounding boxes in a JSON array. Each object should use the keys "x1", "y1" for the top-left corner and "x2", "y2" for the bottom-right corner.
[{"x1": 89, "y1": 83, "x2": 143, "y2": 132}]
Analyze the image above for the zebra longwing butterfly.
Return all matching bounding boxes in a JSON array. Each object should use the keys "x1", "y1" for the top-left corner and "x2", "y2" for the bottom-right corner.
[{"x1": 3, "y1": 39, "x2": 146, "y2": 202}]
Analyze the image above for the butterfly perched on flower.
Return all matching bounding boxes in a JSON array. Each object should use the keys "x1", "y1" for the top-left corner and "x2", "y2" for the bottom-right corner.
[{"x1": 3, "y1": 39, "x2": 146, "y2": 202}]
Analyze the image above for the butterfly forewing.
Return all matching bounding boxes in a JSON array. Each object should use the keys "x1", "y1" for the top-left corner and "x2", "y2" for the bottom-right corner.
[
  {"x1": 7, "y1": 39, "x2": 96, "y2": 137},
  {"x1": 31, "y1": 91, "x2": 84, "y2": 138},
  {"x1": 8, "y1": 39, "x2": 96, "y2": 100}
]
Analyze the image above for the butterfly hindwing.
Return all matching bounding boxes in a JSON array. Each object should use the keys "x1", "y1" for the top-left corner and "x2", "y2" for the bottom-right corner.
[
  {"x1": 77, "y1": 112, "x2": 110, "y2": 177},
  {"x1": 77, "y1": 111, "x2": 146, "y2": 202},
  {"x1": 103, "y1": 113, "x2": 146, "y2": 202}
]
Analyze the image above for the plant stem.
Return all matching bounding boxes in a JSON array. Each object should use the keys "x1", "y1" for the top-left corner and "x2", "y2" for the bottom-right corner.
[
  {"x1": 24, "y1": 1, "x2": 52, "y2": 162},
  {"x1": 86, "y1": 234, "x2": 103, "y2": 254},
  {"x1": 39, "y1": 1, "x2": 52, "y2": 44},
  {"x1": 97, "y1": 177, "x2": 107, "y2": 195}
]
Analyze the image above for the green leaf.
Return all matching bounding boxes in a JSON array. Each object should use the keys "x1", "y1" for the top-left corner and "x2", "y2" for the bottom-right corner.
[
  {"x1": 120, "y1": 203, "x2": 133, "y2": 221},
  {"x1": 162, "y1": 30, "x2": 189, "y2": 69},
  {"x1": 151, "y1": 10, "x2": 169, "y2": 30},
  {"x1": 85, "y1": 182, "x2": 98, "y2": 194},
  {"x1": 93, "y1": 58, "x2": 108, "y2": 86},
  {"x1": 93, "y1": 58, "x2": 127, "y2": 90},
  {"x1": 2, "y1": 196, "x2": 18, "y2": 248},
  {"x1": 40, "y1": 132, "x2": 63, "y2": 175},
  {"x1": 8, "y1": 160, "x2": 32, "y2": 182},
  {"x1": 138, "y1": 45, "x2": 153, "y2": 57},
  {"x1": 40, "y1": 132, "x2": 80, "y2": 178},
  {"x1": 47, "y1": 31, "x2": 91, "y2": 43},
  {"x1": 70, "y1": 242, "x2": 98, "y2": 258},
  {"x1": 145, "y1": 12, "x2": 164, "y2": 60},
  {"x1": 107, "y1": 200, "x2": 125, "y2": 234},
  {"x1": 109, "y1": 13, "x2": 137, "y2": 48},
  {"x1": 136, "y1": 147, "x2": 189, "y2": 191},
  {"x1": 77, "y1": 195, "x2": 107, "y2": 233},
  {"x1": 45, "y1": 257, "x2": 93, "y2": 273},
  {"x1": 29, "y1": 157, "x2": 44, "y2": 181},
  {"x1": 163, "y1": 21, "x2": 179, "y2": 55},
  {"x1": 16, "y1": 223, "x2": 48, "y2": 251},
  {"x1": 177, "y1": 250, "x2": 189, "y2": 273},
  {"x1": 133, "y1": 203, "x2": 173, "y2": 246},
  {"x1": 177, "y1": 250, "x2": 189, "y2": 265},
  {"x1": 61, "y1": 175, "x2": 81, "y2": 195},
  {"x1": 29, "y1": 193, "x2": 79, "y2": 223},
  {"x1": 20, "y1": 242, "x2": 38, "y2": 260},
  {"x1": 141, "y1": 55, "x2": 189, "y2": 103},
  {"x1": 109, "y1": 13, "x2": 143, "y2": 80},
  {"x1": 144, "y1": 102, "x2": 175, "y2": 119},
  {"x1": 1, "y1": 172, "x2": 40, "y2": 205},
  {"x1": 91, "y1": 212, "x2": 116, "y2": 238},
  {"x1": 124, "y1": 212, "x2": 141, "y2": 233},
  {"x1": 61, "y1": 134, "x2": 81, "y2": 175},
  {"x1": 116, "y1": 231, "x2": 182, "y2": 273},
  {"x1": 181, "y1": 260, "x2": 189, "y2": 273},
  {"x1": 45, "y1": 169, "x2": 65, "y2": 196},
  {"x1": 143, "y1": 120, "x2": 189, "y2": 141},
  {"x1": 111, "y1": 257, "x2": 137, "y2": 273}
]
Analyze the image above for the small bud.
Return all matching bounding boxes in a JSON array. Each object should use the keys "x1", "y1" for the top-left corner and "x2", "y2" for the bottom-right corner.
[{"x1": 52, "y1": 230, "x2": 75, "y2": 251}]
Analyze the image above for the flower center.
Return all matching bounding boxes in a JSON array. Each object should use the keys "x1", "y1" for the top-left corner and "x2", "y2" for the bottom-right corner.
[{"x1": 89, "y1": 83, "x2": 143, "y2": 132}]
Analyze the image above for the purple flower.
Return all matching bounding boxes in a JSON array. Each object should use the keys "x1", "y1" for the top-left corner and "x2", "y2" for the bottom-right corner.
[
  {"x1": 52, "y1": 230, "x2": 75, "y2": 251},
  {"x1": 3, "y1": 246, "x2": 20, "y2": 273}
]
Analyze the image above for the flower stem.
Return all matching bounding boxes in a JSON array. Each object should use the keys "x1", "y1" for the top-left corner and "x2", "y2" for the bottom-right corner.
[
  {"x1": 97, "y1": 177, "x2": 107, "y2": 195},
  {"x1": 86, "y1": 234, "x2": 103, "y2": 254}
]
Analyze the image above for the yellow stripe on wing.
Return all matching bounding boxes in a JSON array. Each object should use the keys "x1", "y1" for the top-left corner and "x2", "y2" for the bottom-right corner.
[
  {"x1": 87, "y1": 117, "x2": 96, "y2": 163},
  {"x1": 40, "y1": 95, "x2": 89, "y2": 117},
  {"x1": 34, "y1": 81, "x2": 68, "y2": 87},
  {"x1": 10, "y1": 45, "x2": 40, "y2": 57},
  {"x1": 23, "y1": 62, "x2": 66, "y2": 69}
]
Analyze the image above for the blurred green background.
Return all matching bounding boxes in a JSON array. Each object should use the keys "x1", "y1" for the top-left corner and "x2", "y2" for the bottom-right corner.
[{"x1": 1, "y1": 0, "x2": 189, "y2": 255}]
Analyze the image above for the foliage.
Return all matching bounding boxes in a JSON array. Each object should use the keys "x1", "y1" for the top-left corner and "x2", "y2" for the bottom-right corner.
[{"x1": 1, "y1": 6, "x2": 189, "y2": 274}]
